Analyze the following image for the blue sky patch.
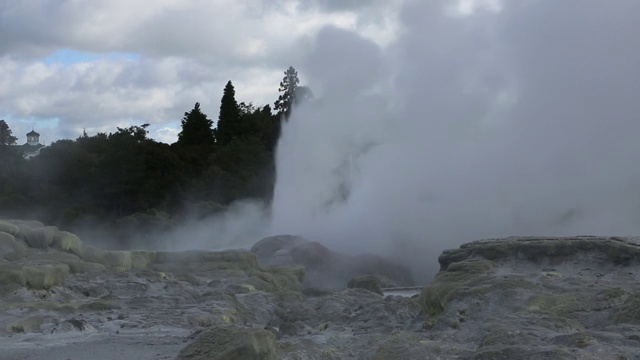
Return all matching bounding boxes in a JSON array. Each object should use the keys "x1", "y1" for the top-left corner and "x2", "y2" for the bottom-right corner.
[{"x1": 43, "y1": 48, "x2": 140, "y2": 66}]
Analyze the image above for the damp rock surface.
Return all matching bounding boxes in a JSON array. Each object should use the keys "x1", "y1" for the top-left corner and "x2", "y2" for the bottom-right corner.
[
  {"x1": 418, "y1": 236, "x2": 640, "y2": 359},
  {"x1": 3, "y1": 219, "x2": 640, "y2": 359}
]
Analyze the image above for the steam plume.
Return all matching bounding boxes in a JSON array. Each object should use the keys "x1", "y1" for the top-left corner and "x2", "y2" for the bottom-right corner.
[{"x1": 270, "y1": 1, "x2": 640, "y2": 280}]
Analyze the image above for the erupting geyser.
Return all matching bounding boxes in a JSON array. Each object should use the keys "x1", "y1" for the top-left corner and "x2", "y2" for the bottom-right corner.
[{"x1": 269, "y1": 1, "x2": 640, "y2": 281}]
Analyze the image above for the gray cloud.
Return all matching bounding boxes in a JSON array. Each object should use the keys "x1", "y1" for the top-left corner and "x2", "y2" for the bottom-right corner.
[
  {"x1": 271, "y1": 0, "x2": 640, "y2": 281},
  {"x1": 303, "y1": 0, "x2": 390, "y2": 11},
  {"x1": 0, "y1": 0, "x2": 373, "y2": 63},
  {"x1": 0, "y1": 56, "x2": 222, "y2": 141},
  {"x1": 1, "y1": 0, "x2": 398, "y2": 143}
]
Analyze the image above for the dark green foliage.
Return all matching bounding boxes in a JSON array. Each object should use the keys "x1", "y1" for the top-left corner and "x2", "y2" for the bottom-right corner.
[
  {"x1": 0, "y1": 70, "x2": 308, "y2": 248},
  {"x1": 215, "y1": 81, "x2": 241, "y2": 145},
  {"x1": 177, "y1": 103, "x2": 215, "y2": 148},
  {"x1": 180, "y1": 83, "x2": 280, "y2": 205},
  {"x1": 0, "y1": 121, "x2": 23, "y2": 211},
  {"x1": 274, "y1": 67, "x2": 313, "y2": 120},
  {"x1": 206, "y1": 136, "x2": 274, "y2": 203},
  {"x1": 274, "y1": 66, "x2": 300, "y2": 119},
  {"x1": 0, "y1": 120, "x2": 18, "y2": 145},
  {"x1": 0, "y1": 137, "x2": 28, "y2": 214},
  {"x1": 14, "y1": 124, "x2": 185, "y2": 236},
  {"x1": 174, "y1": 103, "x2": 216, "y2": 187},
  {"x1": 0, "y1": 124, "x2": 29, "y2": 215}
]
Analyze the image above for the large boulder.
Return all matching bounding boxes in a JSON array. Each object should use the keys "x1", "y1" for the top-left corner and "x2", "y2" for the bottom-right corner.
[
  {"x1": 22, "y1": 226, "x2": 58, "y2": 248},
  {"x1": 350, "y1": 253, "x2": 416, "y2": 287},
  {"x1": 251, "y1": 235, "x2": 415, "y2": 290},
  {"x1": 347, "y1": 275, "x2": 383, "y2": 295},
  {"x1": 0, "y1": 220, "x2": 20, "y2": 236},
  {"x1": 0, "y1": 263, "x2": 26, "y2": 290},
  {"x1": 52, "y1": 231, "x2": 84, "y2": 257},
  {"x1": 176, "y1": 326, "x2": 278, "y2": 360},
  {"x1": 22, "y1": 263, "x2": 70, "y2": 290},
  {"x1": 0, "y1": 231, "x2": 26, "y2": 260}
]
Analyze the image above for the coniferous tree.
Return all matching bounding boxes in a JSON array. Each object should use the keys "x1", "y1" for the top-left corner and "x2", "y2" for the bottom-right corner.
[
  {"x1": 177, "y1": 103, "x2": 215, "y2": 148},
  {"x1": 174, "y1": 103, "x2": 215, "y2": 196},
  {"x1": 274, "y1": 66, "x2": 300, "y2": 119},
  {"x1": 216, "y1": 81, "x2": 240, "y2": 145}
]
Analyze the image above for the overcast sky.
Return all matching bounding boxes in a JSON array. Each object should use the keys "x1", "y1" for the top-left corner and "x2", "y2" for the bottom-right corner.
[{"x1": 0, "y1": 0, "x2": 406, "y2": 144}]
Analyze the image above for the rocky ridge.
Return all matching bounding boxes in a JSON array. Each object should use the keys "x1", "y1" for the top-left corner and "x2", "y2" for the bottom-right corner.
[{"x1": 419, "y1": 236, "x2": 640, "y2": 359}]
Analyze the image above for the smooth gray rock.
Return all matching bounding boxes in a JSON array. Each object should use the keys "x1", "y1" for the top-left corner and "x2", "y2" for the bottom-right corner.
[{"x1": 176, "y1": 326, "x2": 278, "y2": 360}]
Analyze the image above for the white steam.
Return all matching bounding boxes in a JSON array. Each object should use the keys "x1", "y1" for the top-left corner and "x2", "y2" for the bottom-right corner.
[
  {"x1": 159, "y1": 200, "x2": 271, "y2": 252},
  {"x1": 270, "y1": 1, "x2": 640, "y2": 280}
]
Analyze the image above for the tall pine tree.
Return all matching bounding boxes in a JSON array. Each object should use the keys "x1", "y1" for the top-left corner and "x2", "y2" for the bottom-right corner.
[
  {"x1": 175, "y1": 103, "x2": 215, "y2": 185},
  {"x1": 215, "y1": 81, "x2": 240, "y2": 145},
  {"x1": 274, "y1": 66, "x2": 300, "y2": 119}
]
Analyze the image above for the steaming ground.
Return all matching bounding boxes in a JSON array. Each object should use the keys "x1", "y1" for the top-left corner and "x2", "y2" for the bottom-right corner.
[
  {"x1": 158, "y1": 201, "x2": 271, "y2": 252},
  {"x1": 269, "y1": 1, "x2": 640, "y2": 282}
]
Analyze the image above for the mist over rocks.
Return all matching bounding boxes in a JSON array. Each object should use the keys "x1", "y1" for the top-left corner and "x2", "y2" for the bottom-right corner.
[
  {"x1": 0, "y1": 218, "x2": 423, "y2": 359},
  {"x1": 4, "y1": 219, "x2": 640, "y2": 358},
  {"x1": 250, "y1": 235, "x2": 415, "y2": 290}
]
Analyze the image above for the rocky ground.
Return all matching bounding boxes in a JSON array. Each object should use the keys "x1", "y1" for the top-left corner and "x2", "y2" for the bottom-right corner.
[{"x1": 2, "y1": 219, "x2": 640, "y2": 359}]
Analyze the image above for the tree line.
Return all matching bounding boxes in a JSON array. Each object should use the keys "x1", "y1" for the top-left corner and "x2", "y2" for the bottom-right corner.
[{"x1": 0, "y1": 66, "x2": 309, "y2": 246}]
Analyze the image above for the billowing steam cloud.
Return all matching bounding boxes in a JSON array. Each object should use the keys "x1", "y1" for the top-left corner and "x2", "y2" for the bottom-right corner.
[{"x1": 270, "y1": 0, "x2": 640, "y2": 280}]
